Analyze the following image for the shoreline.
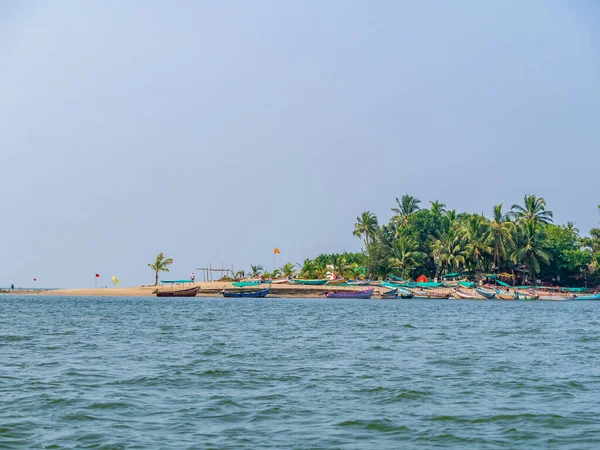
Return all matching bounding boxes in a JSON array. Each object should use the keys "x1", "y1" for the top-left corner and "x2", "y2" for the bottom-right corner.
[{"x1": 0, "y1": 283, "x2": 592, "y2": 300}]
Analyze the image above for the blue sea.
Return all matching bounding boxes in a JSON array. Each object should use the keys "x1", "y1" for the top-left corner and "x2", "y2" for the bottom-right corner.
[{"x1": 2, "y1": 295, "x2": 600, "y2": 448}]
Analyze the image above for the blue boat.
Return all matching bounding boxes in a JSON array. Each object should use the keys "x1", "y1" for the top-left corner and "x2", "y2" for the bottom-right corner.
[
  {"x1": 221, "y1": 287, "x2": 270, "y2": 298},
  {"x1": 573, "y1": 293, "x2": 600, "y2": 301}
]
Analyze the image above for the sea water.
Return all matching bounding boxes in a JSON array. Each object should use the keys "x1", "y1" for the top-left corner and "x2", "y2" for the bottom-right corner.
[{"x1": 1, "y1": 295, "x2": 600, "y2": 448}]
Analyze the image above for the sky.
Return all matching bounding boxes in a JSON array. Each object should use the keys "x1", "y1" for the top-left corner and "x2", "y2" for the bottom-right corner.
[{"x1": 0, "y1": 1, "x2": 599, "y2": 288}]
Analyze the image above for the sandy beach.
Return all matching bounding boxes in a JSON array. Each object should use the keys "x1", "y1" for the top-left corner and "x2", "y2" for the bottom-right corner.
[{"x1": 34, "y1": 282, "x2": 345, "y2": 298}]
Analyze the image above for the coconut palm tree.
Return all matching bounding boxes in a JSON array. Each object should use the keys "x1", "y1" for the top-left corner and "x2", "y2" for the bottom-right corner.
[
  {"x1": 566, "y1": 221, "x2": 579, "y2": 237},
  {"x1": 510, "y1": 221, "x2": 551, "y2": 280},
  {"x1": 485, "y1": 204, "x2": 516, "y2": 271},
  {"x1": 429, "y1": 200, "x2": 447, "y2": 217},
  {"x1": 250, "y1": 265, "x2": 263, "y2": 278},
  {"x1": 280, "y1": 262, "x2": 296, "y2": 278},
  {"x1": 328, "y1": 254, "x2": 350, "y2": 279},
  {"x1": 148, "y1": 252, "x2": 173, "y2": 286},
  {"x1": 389, "y1": 237, "x2": 425, "y2": 279},
  {"x1": 353, "y1": 211, "x2": 379, "y2": 247},
  {"x1": 510, "y1": 194, "x2": 553, "y2": 225},
  {"x1": 432, "y1": 228, "x2": 466, "y2": 275},
  {"x1": 391, "y1": 195, "x2": 421, "y2": 226},
  {"x1": 234, "y1": 270, "x2": 245, "y2": 280},
  {"x1": 461, "y1": 215, "x2": 491, "y2": 272}
]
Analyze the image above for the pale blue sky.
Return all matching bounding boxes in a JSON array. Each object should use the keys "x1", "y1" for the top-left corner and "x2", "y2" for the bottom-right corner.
[{"x1": 1, "y1": 1, "x2": 598, "y2": 287}]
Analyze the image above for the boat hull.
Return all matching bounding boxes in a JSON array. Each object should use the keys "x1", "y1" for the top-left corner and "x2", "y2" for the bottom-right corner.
[
  {"x1": 475, "y1": 287, "x2": 496, "y2": 299},
  {"x1": 289, "y1": 279, "x2": 329, "y2": 286},
  {"x1": 574, "y1": 294, "x2": 600, "y2": 300},
  {"x1": 221, "y1": 287, "x2": 270, "y2": 298},
  {"x1": 325, "y1": 288, "x2": 374, "y2": 299},
  {"x1": 156, "y1": 286, "x2": 199, "y2": 297}
]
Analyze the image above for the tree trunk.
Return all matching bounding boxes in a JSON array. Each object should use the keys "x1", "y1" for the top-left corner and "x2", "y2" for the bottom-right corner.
[{"x1": 154, "y1": 271, "x2": 159, "y2": 286}]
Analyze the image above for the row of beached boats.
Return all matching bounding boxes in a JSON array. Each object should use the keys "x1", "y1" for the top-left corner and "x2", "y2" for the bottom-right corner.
[{"x1": 154, "y1": 278, "x2": 600, "y2": 301}]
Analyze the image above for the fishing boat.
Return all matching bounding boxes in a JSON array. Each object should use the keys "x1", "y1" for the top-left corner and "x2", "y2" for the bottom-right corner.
[
  {"x1": 221, "y1": 287, "x2": 270, "y2": 298},
  {"x1": 454, "y1": 289, "x2": 478, "y2": 299},
  {"x1": 495, "y1": 291, "x2": 515, "y2": 300},
  {"x1": 289, "y1": 278, "x2": 329, "y2": 286},
  {"x1": 475, "y1": 287, "x2": 496, "y2": 299},
  {"x1": 397, "y1": 286, "x2": 414, "y2": 299},
  {"x1": 232, "y1": 280, "x2": 262, "y2": 287},
  {"x1": 270, "y1": 278, "x2": 290, "y2": 285},
  {"x1": 537, "y1": 294, "x2": 571, "y2": 301},
  {"x1": 155, "y1": 286, "x2": 199, "y2": 297},
  {"x1": 346, "y1": 280, "x2": 370, "y2": 286},
  {"x1": 380, "y1": 288, "x2": 398, "y2": 299},
  {"x1": 325, "y1": 288, "x2": 374, "y2": 299},
  {"x1": 514, "y1": 290, "x2": 539, "y2": 300},
  {"x1": 573, "y1": 293, "x2": 600, "y2": 300},
  {"x1": 411, "y1": 289, "x2": 450, "y2": 299},
  {"x1": 326, "y1": 278, "x2": 347, "y2": 286}
]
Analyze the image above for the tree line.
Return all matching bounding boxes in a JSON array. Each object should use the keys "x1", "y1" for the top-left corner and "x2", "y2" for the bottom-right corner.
[{"x1": 351, "y1": 195, "x2": 599, "y2": 285}]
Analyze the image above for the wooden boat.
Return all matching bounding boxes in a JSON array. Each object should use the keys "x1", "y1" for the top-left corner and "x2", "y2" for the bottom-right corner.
[
  {"x1": 325, "y1": 288, "x2": 374, "y2": 299},
  {"x1": 155, "y1": 286, "x2": 199, "y2": 297},
  {"x1": 232, "y1": 281, "x2": 261, "y2": 287},
  {"x1": 346, "y1": 280, "x2": 370, "y2": 286},
  {"x1": 411, "y1": 289, "x2": 450, "y2": 299},
  {"x1": 454, "y1": 289, "x2": 478, "y2": 299},
  {"x1": 514, "y1": 290, "x2": 539, "y2": 300},
  {"x1": 537, "y1": 295, "x2": 571, "y2": 301},
  {"x1": 221, "y1": 287, "x2": 270, "y2": 298},
  {"x1": 573, "y1": 293, "x2": 600, "y2": 300},
  {"x1": 475, "y1": 287, "x2": 496, "y2": 299},
  {"x1": 326, "y1": 278, "x2": 347, "y2": 285},
  {"x1": 380, "y1": 288, "x2": 398, "y2": 299},
  {"x1": 289, "y1": 278, "x2": 329, "y2": 286},
  {"x1": 270, "y1": 278, "x2": 290, "y2": 285},
  {"x1": 496, "y1": 291, "x2": 515, "y2": 300}
]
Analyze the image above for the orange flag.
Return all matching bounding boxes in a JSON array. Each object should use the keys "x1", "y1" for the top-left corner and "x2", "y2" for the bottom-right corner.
[{"x1": 274, "y1": 247, "x2": 280, "y2": 254}]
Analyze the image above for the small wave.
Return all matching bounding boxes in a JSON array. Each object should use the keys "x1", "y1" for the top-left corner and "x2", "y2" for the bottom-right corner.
[
  {"x1": 62, "y1": 413, "x2": 100, "y2": 421},
  {"x1": 0, "y1": 335, "x2": 32, "y2": 343},
  {"x1": 89, "y1": 402, "x2": 130, "y2": 409},
  {"x1": 402, "y1": 324, "x2": 416, "y2": 329},
  {"x1": 577, "y1": 336, "x2": 600, "y2": 342},
  {"x1": 199, "y1": 369, "x2": 232, "y2": 377},
  {"x1": 337, "y1": 419, "x2": 408, "y2": 433}
]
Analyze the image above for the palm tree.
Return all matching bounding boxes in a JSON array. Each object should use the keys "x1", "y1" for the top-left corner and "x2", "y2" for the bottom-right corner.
[
  {"x1": 461, "y1": 215, "x2": 491, "y2": 272},
  {"x1": 280, "y1": 262, "x2": 296, "y2": 278},
  {"x1": 148, "y1": 252, "x2": 173, "y2": 286},
  {"x1": 328, "y1": 254, "x2": 350, "y2": 279},
  {"x1": 432, "y1": 228, "x2": 466, "y2": 275},
  {"x1": 510, "y1": 194, "x2": 553, "y2": 225},
  {"x1": 299, "y1": 258, "x2": 315, "y2": 278},
  {"x1": 250, "y1": 264, "x2": 263, "y2": 278},
  {"x1": 510, "y1": 221, "x2": 551, "y2": 280},
  {"x1": 485, "y1": 204, "x2": 516, "y2": 271},
  {"x1": 389, "y1": 237, "x2": 425, "y2": 279},
  {"x1": 234, "y1": 270, "x2": 245, "y2": 280},
  {"x1": 353, "y1": 211, "x2": 379, "y2": 247},
  {"x1": 392, "y1": 195, "x2": 421, "y2": 226},
  {"x1": 429, "y1": 200, "x2": 447, "y2": 217},
  {"x1": 566, "y1": 221, "x2": 579, "y2": 237}
]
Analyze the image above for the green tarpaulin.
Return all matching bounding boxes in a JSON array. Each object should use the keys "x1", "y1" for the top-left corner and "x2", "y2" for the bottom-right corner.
[
  {"x1": 442, "y1": 273, "x2": 461, "y2": 278},
  {"x1": 458, "y1": 281, "x2": 475, "y2": 288}
]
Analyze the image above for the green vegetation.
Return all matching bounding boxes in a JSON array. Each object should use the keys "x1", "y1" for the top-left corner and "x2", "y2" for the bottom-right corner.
[
  {"x1": 148, "y1": 252, "x2": 173, "y2": 286},
  {"x1": 341, "y1": 194, "x2": 600, "y2": 285},
  {"x1": 236, "y1": 198, "x2": 600, "y2": 286}
]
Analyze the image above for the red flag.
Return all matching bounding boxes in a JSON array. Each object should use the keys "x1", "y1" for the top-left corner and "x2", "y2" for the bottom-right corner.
[
  {"x1": 95, "y1": 273, "x2": 100, "y2": 278},
  {"x1": 33, "y1": 278, "x2": 37, "y2": 282}
]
